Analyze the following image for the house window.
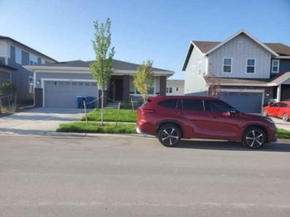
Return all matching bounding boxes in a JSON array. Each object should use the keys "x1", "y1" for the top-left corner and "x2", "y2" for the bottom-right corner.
[
  {"x1": 223, "y1": 58, "x2": 232, "y2": 73},
  {"x1": 41, "y1": 59, "x2": 45, "y2": 64},
  {"x1": 169, "y1": 87, "x2": 172, "y2": 93},
  {"x1": 15, "y1": 48, "x2": 22, "y2": 64},
  {"x1": 198, "y1": 61, "x2": 202, "y2": 76},
  {"x1": 238, "y1": 41, "x2": 243, "y2": 49},
  {"x1": 176, "y1": 87, "x2": 179, "y2": 91},
  {"x1": 272, "y1": 60, "x2": 279, "y2": 73},
  {"x1": 29, "y1": 76, "x2": 34, "y2": 93},
  {"x1": 246, "y1": 59, "x2": 256, "y2": 73},
  {"x1": 192, "y1": 65, "x2": 195, "y2": 74},
  {"x1": 135, "y1": 81, "x2": 155, "y2": 95},
  {"x1": 29, "y1": 53, "x2": 38, "y2": 65}
]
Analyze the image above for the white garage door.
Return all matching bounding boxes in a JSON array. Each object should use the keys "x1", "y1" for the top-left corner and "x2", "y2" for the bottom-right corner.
[
  {"x1": 218, "y1": 92, "x2": 263, "y2": 113},
  {"x1": 44, "y1": 81, "x2": 98, "y2": 108}
]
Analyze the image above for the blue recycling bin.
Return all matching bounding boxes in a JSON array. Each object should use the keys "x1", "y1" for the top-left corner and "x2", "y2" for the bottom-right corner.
[
  {"x1": 76, "y1": 96, "x2": 85, "y2": 109},
  {"x1": 85, "y1": 96, "x2": 95, "y2": 109}
]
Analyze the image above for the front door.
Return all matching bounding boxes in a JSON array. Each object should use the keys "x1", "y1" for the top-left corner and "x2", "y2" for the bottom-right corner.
[{"x1": 115, "y1": 79, "x2": 123, "y2": 101}]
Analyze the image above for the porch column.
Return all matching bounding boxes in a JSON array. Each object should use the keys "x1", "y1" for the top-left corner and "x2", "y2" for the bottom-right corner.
[
  {"x1": 277, "y1": 84, "x2": 281, "y2": 101},
  {"x1": 123, "y1": 75, "x2": 130, "y2": 103},
  {"x1": 159, "y1": 76, "x2": 167, "y2": 96}
]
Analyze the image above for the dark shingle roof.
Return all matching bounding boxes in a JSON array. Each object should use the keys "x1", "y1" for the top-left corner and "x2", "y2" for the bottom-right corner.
[
  {"x1": 0, "y1": 35, "x2": 57, "y2": 62},
  {"x1": 203, "y1": 76, "x2": 269, "y2": 85},
  {"x1": 264, "y1": 43, "x2": 290, "y2": 56},
  {"x1": 36, "y1": 59, "x2": 172, "y2": 72}
]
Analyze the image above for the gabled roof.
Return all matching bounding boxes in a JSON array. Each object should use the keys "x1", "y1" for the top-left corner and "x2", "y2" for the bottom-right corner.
[
  {"x1": 182, "y1": 30, "x2": 290, "y2": 71},
  {"x1": 0, "y1": 35, "x2": 57, "y2": 63},
  {"x1": 204, "y1": 30, "x2": 278, "y2": 56},
  {"x1": 31, "y1": 59, "x2": 173, "y2": 72},
  {"x1": 25, "y1": 59, "x2": 174, "y2": 76}
]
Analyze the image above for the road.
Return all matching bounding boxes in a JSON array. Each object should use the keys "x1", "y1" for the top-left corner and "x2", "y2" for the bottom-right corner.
[{"x1": 0, "y1": 135, "x2": 290, "y2": 217}]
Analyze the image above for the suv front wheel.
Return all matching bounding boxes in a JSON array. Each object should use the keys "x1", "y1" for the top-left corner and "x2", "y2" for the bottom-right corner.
[
  {"x1": 158, "y1": 124, "x2": 181, "y2": 147},
  {"x1": 242, "y1": 127, "x2": 266, "y2": 149}
]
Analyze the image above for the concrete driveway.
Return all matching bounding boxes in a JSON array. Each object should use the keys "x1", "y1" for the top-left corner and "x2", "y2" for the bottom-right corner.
[{"x1": 0, "y1": 108, "x2": 85, "y2": 136}]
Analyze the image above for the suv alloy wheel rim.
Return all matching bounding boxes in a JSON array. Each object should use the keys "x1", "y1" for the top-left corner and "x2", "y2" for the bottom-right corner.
[
  {"x1": 263, "y1": 110, "x2": 267, "y2": 116},
  {"x1": 161, "y1": 128, "x2": 179, "y2": 146},
  {"x1": 245, "y1": 130, "x2": 264, "y2": 148},
  {"x1": 283, "y1": 114, "x2": 288, "y2": 121}
]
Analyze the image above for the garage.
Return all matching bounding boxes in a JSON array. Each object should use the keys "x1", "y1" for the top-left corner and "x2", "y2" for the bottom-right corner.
[
  {"x1": 44, "y1": 80, "x2": 98, "y2": 108},
  {"x1": 218, "y1": 91, "x2": 263, "y2": 113}
]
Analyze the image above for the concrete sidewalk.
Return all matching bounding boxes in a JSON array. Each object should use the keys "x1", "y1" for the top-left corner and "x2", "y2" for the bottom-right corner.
[
  {"x1": 0, "y1": 108, "x2": 87, "y2": 136},
  {"x1": 271, "y1": 117, "x2": 290, "y2": 131}
]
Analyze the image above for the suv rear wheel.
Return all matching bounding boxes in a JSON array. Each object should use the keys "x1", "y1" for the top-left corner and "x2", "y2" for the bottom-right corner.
[
  {"x1": 242, "y1": 127, "x2": 266, "y2": 149},
  {"x1": 158, "y1": 124, "x2": 181, "y2": 147}
]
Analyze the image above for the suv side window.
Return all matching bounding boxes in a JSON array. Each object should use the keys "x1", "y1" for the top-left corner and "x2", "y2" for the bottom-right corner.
[
  {"x1": 182, "y1": 99, "x2": 204, "y2": 111},
  {"x1": 158, "y1": 99, "x2": 178, "y2": 109},
  {"x1": 205, "y1": 100, "x2": 235, "y2": 113}
]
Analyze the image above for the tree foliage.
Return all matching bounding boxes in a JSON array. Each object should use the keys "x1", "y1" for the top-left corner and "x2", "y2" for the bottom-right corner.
[
  {"x1": 0, "y1": 83, "x2": 17, "y2": 96},
  {"x1": 90, "y1": 18, "x2": 115, "y2": 90},
  {"x1": 133, "y1": 60, "x2": 154, "y2": 100},
  {"x1": 89, "y1": 18, "x2": 115, "y2": 126}
]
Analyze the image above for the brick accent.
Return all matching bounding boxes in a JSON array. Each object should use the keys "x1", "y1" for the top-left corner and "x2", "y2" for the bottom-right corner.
[
  {"x1": 159, "y1": 76, "x2": 167, "y2": 96},
  {"x1": 34, "y1": 88, "x2": 43, "y2": 107}
]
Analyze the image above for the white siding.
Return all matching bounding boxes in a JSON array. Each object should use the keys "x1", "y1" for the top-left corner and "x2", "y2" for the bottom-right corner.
[
  {"x1": 184, "y1": 45, "x2": 207, "y2": 95},
  {"x1": 166, "y1": 80, "x2": 184, "y2": 95},
  {"x1": 208, "y1": 34, "x2": 271, "y2": 79}
]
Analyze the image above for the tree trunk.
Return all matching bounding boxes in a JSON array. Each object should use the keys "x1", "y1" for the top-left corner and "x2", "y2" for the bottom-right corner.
[{"x1": 101, "y1": 88, "x2": 104, "y2": 126}]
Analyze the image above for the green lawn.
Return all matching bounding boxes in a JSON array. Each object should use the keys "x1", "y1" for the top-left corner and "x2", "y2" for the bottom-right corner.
[
  {"x1": 57, "y1": 122, "x2": 137, "y2": 134},
  {"x1": 82, "y1": 108, "x2": 137, "y2": 122},
  {"x1": 277, "y1": 128, "x2": 290, "y2": 139}
]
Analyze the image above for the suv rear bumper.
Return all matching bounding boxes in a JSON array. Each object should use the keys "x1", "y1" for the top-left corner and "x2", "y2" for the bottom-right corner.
[{"x1": 136, "y1": 120, "x2": 156, "y2": 135}]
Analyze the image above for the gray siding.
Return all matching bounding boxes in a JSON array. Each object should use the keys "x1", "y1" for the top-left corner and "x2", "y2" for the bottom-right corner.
[
  {"x1": 8, "y1": 58, "x2": 33, "y2": 103},
  {"x1": 0, "y1": 71, "x2": 10, "y2": 84},
  {"x1": 184, "y1": 45, "x2": 207, "y2": 95},
  {"x1": 208, "y1": 33, "x2": 271, "y2": 79},
  {"x1": 270, "y1": 59, "x2": 290, "y2": 77},
  {"x1": 280, "y1": 59, "x2": 290, "y2": 73}
]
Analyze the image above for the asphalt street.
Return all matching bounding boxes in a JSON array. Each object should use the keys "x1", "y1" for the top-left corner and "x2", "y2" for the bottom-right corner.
[{"x1": 0, "y1": 135, "x2": 290, "y2": 217}]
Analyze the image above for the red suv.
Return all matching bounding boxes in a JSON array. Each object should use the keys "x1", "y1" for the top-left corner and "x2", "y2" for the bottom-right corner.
[{"x1": 136, "y1": 96, "x2": 277, "y2": 149}]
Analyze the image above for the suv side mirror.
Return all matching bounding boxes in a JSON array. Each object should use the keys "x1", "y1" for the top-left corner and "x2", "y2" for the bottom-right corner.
[{"x1": 230, "y1": 109, "x2": 236, "y2": 116}]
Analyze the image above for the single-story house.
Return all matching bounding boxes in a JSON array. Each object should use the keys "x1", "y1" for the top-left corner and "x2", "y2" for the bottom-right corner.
[{"x1": 25, "y1": 60, "x2": 174, "y2": 108}]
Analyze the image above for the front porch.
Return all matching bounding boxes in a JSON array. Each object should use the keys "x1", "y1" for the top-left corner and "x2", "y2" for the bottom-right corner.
[{"x1": 105, "y1": 75, "x2": 167, "y2": 107}]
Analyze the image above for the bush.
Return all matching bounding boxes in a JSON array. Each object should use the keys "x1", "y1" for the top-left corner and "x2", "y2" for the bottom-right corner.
[{"x1": 0, "y1": 83, "x2": 17, "y2": 96}]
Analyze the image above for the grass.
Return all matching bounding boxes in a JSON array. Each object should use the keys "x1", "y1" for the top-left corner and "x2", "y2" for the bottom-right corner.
[
  {"x1": 81, "y1": 108, "x2": 137, "y2": 122},
  {"x1": 57, "y1": 122, "x2": 137, "y2": 134},
  {"x1": 277, "y1": 128, "x2": 290, "y2": 139}
]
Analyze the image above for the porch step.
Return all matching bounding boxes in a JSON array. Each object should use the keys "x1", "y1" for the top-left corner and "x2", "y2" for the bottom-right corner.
[{"x1": 105, "y1": 102, "x2": 120, "y2": 109}]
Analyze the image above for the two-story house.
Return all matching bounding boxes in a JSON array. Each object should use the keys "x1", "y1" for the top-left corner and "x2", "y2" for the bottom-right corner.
[
  {"x1": 182, "y1": 30, "x2": 290, "y2": 113},
  {"x1": 0, "y1": 36, "x2": 57, "y2": 104}
]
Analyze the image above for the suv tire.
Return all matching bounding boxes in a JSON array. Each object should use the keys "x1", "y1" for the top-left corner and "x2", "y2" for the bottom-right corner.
[
  {"x1": 242, "y1": 127, "x2": 266, "y2": 149},
  {"x1": 158, "y1": 124, "x2": 181, "y2": 147}
]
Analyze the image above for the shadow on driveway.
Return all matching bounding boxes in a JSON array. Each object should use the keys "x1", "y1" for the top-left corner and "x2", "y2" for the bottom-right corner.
[{"x1": 174, "y1": 140, "x2": 290, "y2": 152}]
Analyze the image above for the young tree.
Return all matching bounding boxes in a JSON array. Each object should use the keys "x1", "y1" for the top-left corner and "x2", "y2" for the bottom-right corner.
[
  {"x1": 90, "y1": 18, "x2": 115, "y2": 126},
  {"x1": 207, "y1": 63, "x2": 221, "y2": 98},
  {"x1": 133, "y1": 60, "x2": 154, "y2": 101}
]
